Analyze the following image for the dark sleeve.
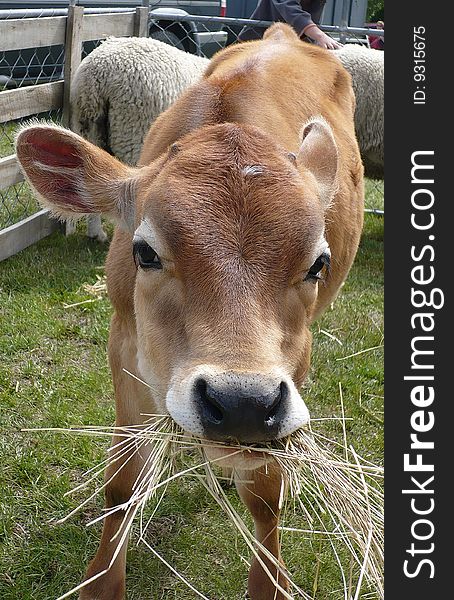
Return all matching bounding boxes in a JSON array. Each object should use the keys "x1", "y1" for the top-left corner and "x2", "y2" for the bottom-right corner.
[{"x1": 271, "y1": 0, "x2": 315, "y2": 34}]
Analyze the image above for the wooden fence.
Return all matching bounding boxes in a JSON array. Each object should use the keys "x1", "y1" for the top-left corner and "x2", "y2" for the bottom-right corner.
[{"x1": 0, "y1": 5, "x2": 149, "y2": 261}]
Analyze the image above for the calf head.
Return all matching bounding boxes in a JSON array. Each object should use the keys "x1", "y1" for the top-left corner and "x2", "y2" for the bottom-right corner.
[{"x1": 16, "y1": 119, "x2": 338, "y2": 449}]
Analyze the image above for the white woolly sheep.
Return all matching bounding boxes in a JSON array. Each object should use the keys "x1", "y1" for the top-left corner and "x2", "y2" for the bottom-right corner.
[
  {"x1": 68, "y1": 37, "x2": 208, "y2": 240},
  {"x1": 334, "y1": 44, "x2": 384, "y2": 180}
]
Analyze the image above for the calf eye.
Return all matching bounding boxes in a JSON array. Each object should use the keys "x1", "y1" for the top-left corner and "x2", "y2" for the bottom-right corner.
[
  {"x1": 133, "y1": 240, "x2": 162, "y2": 270},
  {"x1": 304, "y1": 252, "x2": 331, "y2": 282}
]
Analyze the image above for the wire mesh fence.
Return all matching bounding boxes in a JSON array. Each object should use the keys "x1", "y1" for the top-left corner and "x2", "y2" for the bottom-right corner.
[
  {"x1": 0, "y1": 8, "x2": 383, "y2": 235},
  {"x1": 0, "y1": 10, "x2": 59, "y2": 230},
  {"x1": 0, "y1": 109, "x2": 61, "y2": 230},
  {"x1": 0, "y1": 8, "x2": 134, "y2": 233}
]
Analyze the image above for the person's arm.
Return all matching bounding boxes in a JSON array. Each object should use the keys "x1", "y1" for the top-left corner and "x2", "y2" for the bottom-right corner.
[
  {"x1": 303, "y1": 23, "x2": 342, "y2": 49},
  {"x1": 271, "y1": 0, "x2": 314, "y2": 33},
  {"x1": 272, "y1": 0, "x2": 341, "y2": 49}
]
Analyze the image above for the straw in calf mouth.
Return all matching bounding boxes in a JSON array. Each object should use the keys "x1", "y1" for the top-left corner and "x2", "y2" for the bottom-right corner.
[{"x1": 24, "y1": 379, "x2": 383, "y2": 600}]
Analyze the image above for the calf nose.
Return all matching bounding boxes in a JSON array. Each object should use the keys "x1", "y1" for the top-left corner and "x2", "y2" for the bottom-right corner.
[{"x1": 194, "y1": 374, "x2": 289, "y2": 443}]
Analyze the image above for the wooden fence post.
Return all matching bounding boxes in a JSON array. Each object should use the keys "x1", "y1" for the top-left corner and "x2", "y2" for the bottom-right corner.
[
  {"x1": 62, "y1": 3, "x2": 84, "y2": 128},
  {"x1": 134, "y1": 6, "x2": 149, "y2": 37},
  {"x1": 62, "y1": 3, "x2": 84, "y2": 236}
]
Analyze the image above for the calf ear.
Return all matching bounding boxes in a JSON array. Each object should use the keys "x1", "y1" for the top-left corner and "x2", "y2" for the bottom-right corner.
[
  {"x1": 297, "y1": 118, "x2": 339, "y2": 209},
  {"x1": 15, "y1": 125, "x2": 136, "y2": 229}
]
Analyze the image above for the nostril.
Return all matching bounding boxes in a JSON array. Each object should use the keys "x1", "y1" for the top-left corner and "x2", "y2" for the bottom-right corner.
[
  {"x1": 195, "y1": 375, "x2": 290, "y2": 441},
  {"x1": 195, "y1": 379, "x2": 223, "y2": 425},
  {"x1": 265, "y1": 381, "x2": 288, "y2": 426}
]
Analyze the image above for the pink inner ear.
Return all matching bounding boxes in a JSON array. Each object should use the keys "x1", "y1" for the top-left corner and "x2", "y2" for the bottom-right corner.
[
  {"x1": 27, "y1": 162, "x2": 91, "y2": 213},
  {"x1": 25, "y1": 129, "x2": 84, "y2": 168},
  {"x1": 18, "y1": 129, "x2": 94, "y2": 213},
  {"x1": 48, "y1": 173, "x2": 90, "y2": 212}
]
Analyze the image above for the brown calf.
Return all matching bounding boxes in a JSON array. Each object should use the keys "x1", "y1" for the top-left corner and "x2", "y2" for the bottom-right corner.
[{"x1": 16, "y1": 23, "x2": 363, "y2": 600}]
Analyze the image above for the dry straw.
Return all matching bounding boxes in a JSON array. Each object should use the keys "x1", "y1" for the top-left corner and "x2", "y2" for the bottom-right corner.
[{"x1": 25, "y1": 377, "x2": 383, "y2": 600}]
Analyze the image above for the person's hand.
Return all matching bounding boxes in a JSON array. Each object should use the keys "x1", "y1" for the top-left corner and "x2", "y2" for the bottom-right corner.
[{"x1": 304, "y1": 25, "x2": 342, "y2": 50}]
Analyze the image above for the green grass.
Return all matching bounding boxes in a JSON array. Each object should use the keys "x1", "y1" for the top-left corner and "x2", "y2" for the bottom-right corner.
[
  {"x1": 0, "y1": 204, "x2": 383, "y2": 599},
  {"x1": 0, "y1": 121, "x2": 15, "y2": 158},
  {"x1": 0, "y1": 181, "x2": 40, "y2": 230}
]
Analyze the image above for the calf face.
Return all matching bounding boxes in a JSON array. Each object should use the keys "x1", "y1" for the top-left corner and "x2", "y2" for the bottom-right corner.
[
  {"x1": 16, "y1": 117, "x2": 336, "y2": 449},
  {"x1": 133, "y1": 122, "x2": 338, "y2": 447}
]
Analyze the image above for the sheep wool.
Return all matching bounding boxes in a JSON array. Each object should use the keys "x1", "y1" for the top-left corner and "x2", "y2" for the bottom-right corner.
[{"x1": 334, "y1": 44, "x2": 384, "y2": 180}]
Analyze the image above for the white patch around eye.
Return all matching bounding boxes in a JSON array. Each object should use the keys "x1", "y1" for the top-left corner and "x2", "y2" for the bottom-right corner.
[
  {"x1": 300, "y1": 237, "x2": 331, "y2": 285},
  {"x1": 307, "y1": 236, "x2": 330, "y2": 270},
  {"x1": 319, "y1": 238, "x2": 331, "y2": 259},
  {"x1": 134, "y1": 218, "x2": 165, "y2": 257},
  {"x1": 314, "y1": 232, "x2": 331, "y2": 260}
]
